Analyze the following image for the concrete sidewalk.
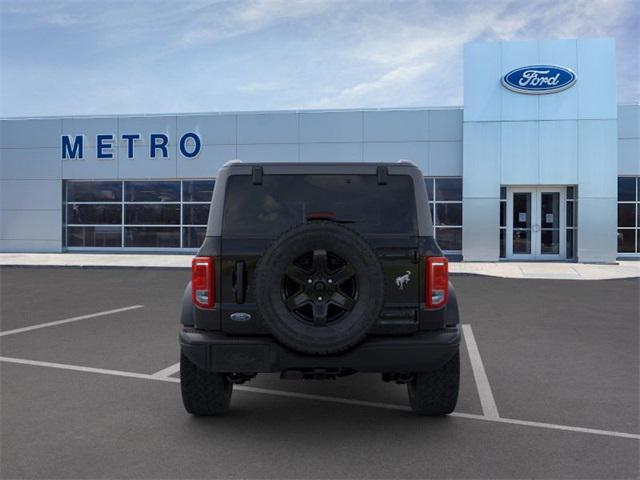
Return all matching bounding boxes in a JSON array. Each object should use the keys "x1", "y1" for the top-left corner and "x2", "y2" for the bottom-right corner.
[{"x1": 1, "y1": 253, "x2": 639, "y2": 280}]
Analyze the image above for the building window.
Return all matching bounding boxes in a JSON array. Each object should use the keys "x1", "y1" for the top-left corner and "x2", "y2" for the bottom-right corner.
[
  {"x1": 617, "y1": 177, "x2": 639, "y2": 254},
  {"x1": 566, "y1": 186, "x2": 577, "y2": 259},
  {"x1": 424, "y1": 177, "x2": 462, "y2": 253},
  {"x1": 65, "y1": 180, "x2": 214, "y2": 250}
]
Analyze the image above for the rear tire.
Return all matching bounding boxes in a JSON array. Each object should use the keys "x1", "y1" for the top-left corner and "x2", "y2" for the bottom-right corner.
[
  {"x1": 407, "y1": 350, "x2": 459, "y2": 415},
  {"x1": 180, "y1": 352, "x2": 232, "y2": 416}
]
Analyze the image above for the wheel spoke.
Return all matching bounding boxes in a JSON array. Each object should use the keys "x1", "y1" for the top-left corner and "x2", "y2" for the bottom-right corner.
[
  {"x1": 330, "y1": 292, "x2": 356, "y2": 311},
  {"x1": 312, "y1": 249, "x2": 328, "y2": 274},
  {"x1": 284, "y1": 292, "x2": 311, "y2": 311},
  {"x1": 312, "y1": 302, "x2": 328, "y2": 326},
  {"x1": 329, "y1": 264, "x2": 355, "y2": 285},
  {"x1": 286, "y1": 264, "x2": 310, "y2": 286}
]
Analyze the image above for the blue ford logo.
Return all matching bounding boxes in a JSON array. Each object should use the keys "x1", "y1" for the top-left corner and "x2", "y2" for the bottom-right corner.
[{"x1": 502, "y1": 65, "x2": 576, "y2": 94}]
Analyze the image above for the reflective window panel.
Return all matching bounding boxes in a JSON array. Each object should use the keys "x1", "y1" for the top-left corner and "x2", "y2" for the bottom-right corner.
[
  {"x1": 125, "y1": 181, "x2": 180, "y2": 202},
  {"x1": 435, "y1": 203, "x2": 462, "y2": 226},
  {"x1": 617, "y1": 229, "x2": 636, "y2": 253},
  {"x1": 183, "y1": 227, "x2": 206, "y2": 248},
  {"x1": 124, "y1": 227, "x2": 180, "y2": 248},
  {"x1": 183, "y1": 204, "x2": 210, "y2": 225},
  {"x1": 183, "y1": 180, "x2": 215, "y2": 202},
  {"x1": 125, "y1": 204, "x2": 180, "y2": 225},
  {"x1": 435, "y1": 227, "x2": 462, "y2": 251},
  {"x1": 435, "y1": 178, "x2": 462, "y2": 201},
  {"x1": 67, "y1": 226, "x2": 121, "y2": 247},
  {"x1": 67, "y1": 181, "x2": 122, "y2": 202},
  {"x1": 67, "y1": 204, "x2": 122, "y2": 225},
  {"x1": 618, "y1": 177, "x2": 636, "y2": 202},
  {"x1": 617, "y1": 204, "x2": 636, "y2": 228}
]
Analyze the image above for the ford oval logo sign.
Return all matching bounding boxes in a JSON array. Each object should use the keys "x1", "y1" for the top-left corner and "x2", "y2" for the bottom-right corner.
[{"x1": 502, "y1": 65, "x2": 576, "y2": 94}]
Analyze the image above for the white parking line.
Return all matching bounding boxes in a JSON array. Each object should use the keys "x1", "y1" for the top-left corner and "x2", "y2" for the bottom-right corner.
[
  {"x1": 462, "y1": 324, "x2": 500, "y2": 419},
  {"x1": 1, "y1": 355, "x2": 638, "y2": 441},
  {"x1": 151, "y1": 362, "x2": 180, "y2": 378},
  {"x1": 0, "y1": 305, "x2": 144, "y2": 337}
]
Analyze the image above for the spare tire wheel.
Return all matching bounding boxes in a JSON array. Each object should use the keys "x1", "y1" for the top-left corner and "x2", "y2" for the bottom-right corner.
[{"x1": 255, "y1": 221, "x2": 384, "y2": 355}]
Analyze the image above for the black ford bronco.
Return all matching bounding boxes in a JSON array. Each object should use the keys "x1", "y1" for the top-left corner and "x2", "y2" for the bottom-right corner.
[{"x1": 179, "y1": 161, "x2": 460, "y2": 415}]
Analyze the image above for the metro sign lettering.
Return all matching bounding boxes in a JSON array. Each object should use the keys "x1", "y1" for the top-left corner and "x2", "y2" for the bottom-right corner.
[{"x1": 61, "y1": 132, "x2": 202, "y2": 160}]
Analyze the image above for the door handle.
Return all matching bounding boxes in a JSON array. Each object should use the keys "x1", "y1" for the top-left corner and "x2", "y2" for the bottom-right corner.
[
  {"x1": 233, "y1": 261, "x2": 246, "y2": 304},
  {"x1": 532, "y1": 224, "x2": 540, "y2": 232}
]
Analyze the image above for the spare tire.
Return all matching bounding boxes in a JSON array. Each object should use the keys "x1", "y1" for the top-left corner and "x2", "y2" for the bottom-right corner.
[{"x1": 255, "y1": 221, "x2": 384, "y2": 355}]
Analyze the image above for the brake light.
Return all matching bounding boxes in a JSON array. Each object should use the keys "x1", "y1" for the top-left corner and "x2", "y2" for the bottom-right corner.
[
  {"x1": 192, "y1": 257, "x2": 215, "y2": 308},
  {"x1": 425, "y1": 256, "x2": 448, "y2": 308}
]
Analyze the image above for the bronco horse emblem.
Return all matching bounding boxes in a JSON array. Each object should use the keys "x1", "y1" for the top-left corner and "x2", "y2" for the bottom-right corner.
[{"x1": 395, "y1": 270, "x2": 411, "y2": 290}]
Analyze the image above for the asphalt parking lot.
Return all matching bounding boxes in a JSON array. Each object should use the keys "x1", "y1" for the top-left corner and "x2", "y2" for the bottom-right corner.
[{"x1": 1, "y1": 267, "x2": 638, "y2": 479}]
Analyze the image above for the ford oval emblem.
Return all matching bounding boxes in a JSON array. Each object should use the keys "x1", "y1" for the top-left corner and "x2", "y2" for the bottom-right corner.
[
  {"x1": 230, "y1": 312, "x2": 252, "y2": 322},
  {"x1": 502, "y1": 65, "x2": 576, "y2": 94}
]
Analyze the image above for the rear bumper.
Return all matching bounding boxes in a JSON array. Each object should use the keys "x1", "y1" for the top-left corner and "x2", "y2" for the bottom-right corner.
[{"x1": 180, "y1": 327, "x2": 460, "y2": 374}]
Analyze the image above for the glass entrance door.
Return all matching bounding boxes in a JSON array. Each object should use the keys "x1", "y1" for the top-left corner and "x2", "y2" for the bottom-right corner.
[{"x1": 506, "y1": 187, "x2": 566, "y2": 260}]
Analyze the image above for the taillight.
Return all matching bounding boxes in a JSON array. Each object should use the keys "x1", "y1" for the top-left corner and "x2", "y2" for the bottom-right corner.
[
  {"x1": 425, "y1": 256, "x2": 448, "y2": 309},
  {"x1": 192, "y1": 256, "x2": 215, "y2": 308}
]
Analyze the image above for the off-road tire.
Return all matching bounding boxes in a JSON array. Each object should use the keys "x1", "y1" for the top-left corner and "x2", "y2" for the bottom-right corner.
[
  {"x1": 180, "y1": 352, "x2": 232, "y2": 416},
  {"x1": 255, "y1": 221, "x2": 384, "y2": 355},
  {"x1": 407, "y1": 349, "x2": 459, "y2": 415}
]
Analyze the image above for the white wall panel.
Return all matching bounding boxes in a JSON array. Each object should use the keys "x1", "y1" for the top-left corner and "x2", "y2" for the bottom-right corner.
[
  {"x1": 0, "y1": 148, "x2": 61, "y2": 179},
  {"x1": 177, "y1": 144, "x2": 236, "y2": 178},
  {"x1": 118, "y1": 116, "x2": 177, "y2": 145},
  {"x1": 1, "y1": 180, "x2": 61, "y2": 210},
  {"x1": 237, "y1": 113, "x2": 298, "y2": 144},
  {"x1": 428, "y1": 142, "x2": 462, "y2": 176},
  {"x1": 362, "y1": 142, "x2": 427, "y2": 171},
  {"x1": 1, "y1": 209, "x2": 61, "y2": 241},
  {"x1": 363, "y1": 110, "x2": 427, "y2": 142},
  {"x1": 62, "y1": 117, "x2": 118, "y2": 147},
  {"x1": 578, "y1": 120, "x2": 617, "y2": 198},
  {"x1": 578, "y1": 197, "x2": 617, "y2": 262},
  {"x1": 617, "y1": 138, "x2": 640, "y2": 175},
  {"x1": 428, "y1": 109, "x2": 463, "y2": 141},
  {"x1": 300, "y1": 112, "x2": 362, "y2": 143},
  {"x1": 463, "y1": 122, "x2": 500, "y2": 198},
  {"x1": 539, "y1": 39, "x2": 578, "y2": 120},
  {"x1": 617, "y1": 105, "x2": 640, "y2": 139},
  {"x1": 0, "y1": 239, "x2": 61, "y2": 252},
  {"x1": 117, "y1": 145, "x2": 177, "y2": 179},
  {"x1": 463, "y1": 42, "x2": 502, "y2": 122},
  {"x1": 0, "y1": 119, "x2": 61, "y2": 148},
  {"x1": 577, "y1": 38, "x2": 617, "y2": 120},
  {"x1": 500, "y1": 121, "x2": 539, "y2": 184},
  {"x1": 462, "y1": 198, "x2": 500, "y2": 261},
  {"x1": 237, "y1": 143, "x2": 298, "y2": 162},
  {"x1": 539, "y1": 120, "x2": 578, "y2": 184},
  {"x1": 177, "y1": 114, "x2": 236, "y2": 145},
  {"x1": 501, "y1": 41, "x2": 539, "y2": 121},
  {"x1": 62, "y1": 150, "x2": 118, "y2": 179},
  {"x1": 300, "y1": 143, "x2": 362, "y2": 163}
]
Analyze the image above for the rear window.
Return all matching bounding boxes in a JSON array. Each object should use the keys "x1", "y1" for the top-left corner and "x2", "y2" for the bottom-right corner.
[{"x1": 222, "y1": 174, "x2": 417, "y2": 236}]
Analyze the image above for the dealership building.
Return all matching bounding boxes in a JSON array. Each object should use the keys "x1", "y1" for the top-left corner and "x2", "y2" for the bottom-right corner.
[{"x1": 1, "y1": 37, "x2": 639, "y2": 262}]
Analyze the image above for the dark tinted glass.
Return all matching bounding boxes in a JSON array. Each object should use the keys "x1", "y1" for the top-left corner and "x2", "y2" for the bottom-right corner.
[
  {"x1": 617, "y1": 229, "x2": 635, "y2": 253},
  {"x1": 566, "y1": 201, "x2": 574, "y2": 228},
  {"x1": 124, "y1": 227, "x2": 180, "y2": 247},
  {"x1": 435, "y1": 178, "x2": 462, "y2": 201},
  {"x1": 435, "y1": 227, "x2": 462, "y2": 251},
  {"x1": 424, "y1": 178, "x2": 434, "y2": 201},
  {"x1": 67, "y1": 205, "x2": 121, "y2": 225},
  {"x1": 183, "y1": 180, "x2": 215, "y2": 202},
  {"x1": 428, "y1": 203, "x2": 434, "y2": 223},
  {"x1": 223, "y1": 174, "x2": 417, "y2": 235},
  {"x1": 183, "y1": 204, "x2": 210, "y2": 225},
  {"x1": 500, "y1": 187, "x2": 506, "y2": 200},
  {"x1": 566, "y1": 186, "x2": 575, "y2": 200},
  {"x1": 435, "y1": 203, "x2": 462, "y2": 226},
  {"x1": 67, "y1": 181, "x2": 121, "y2": 202},
  {"x1": 125, "y1": 204, "x2": 180, "y2": 225},
  {"x1": 67, "y1": 226, "x2": 121, "y2": 247},
  {"x1": 618, "y1": 177, "x2": 636, "y2": 201},
  {"x1": 183, "y1": 227, "x2": 206, "y2": 248},
  {"x1": 566, "y1": 230, "x2": 574, "y2": 258},
  {"x1": 617, "y1": 204, "x2": 636, "y2": 228},
  {"x1": 500, "y1": 201, "x2": 506, "y2": 227},
  {"x1": 499, "y1": 229, "x2": 505, "y2": 258},
  {"x1": 125, "y1": 181, "x2": 180, "y2": 202}
]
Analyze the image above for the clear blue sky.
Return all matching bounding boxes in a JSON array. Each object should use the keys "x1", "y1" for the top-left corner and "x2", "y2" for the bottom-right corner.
[{"x1": 1, "y1": 0, "x2": 638, "y2": 117}]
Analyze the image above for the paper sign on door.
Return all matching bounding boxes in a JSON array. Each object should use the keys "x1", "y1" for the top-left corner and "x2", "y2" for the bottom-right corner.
[
  {"x1": 545, "y1": 213, "x2": 554, "y2": 224},
  {"x1": 518, "y1": 212, "x2": 527, "y2": 222}
]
